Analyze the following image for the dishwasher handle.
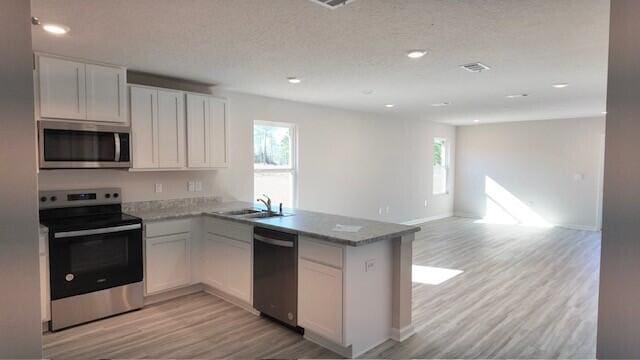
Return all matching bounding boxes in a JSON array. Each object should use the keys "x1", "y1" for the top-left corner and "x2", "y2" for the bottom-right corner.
[{"x1": 254, "y1": 234, "x2": 294, "y2": 248}]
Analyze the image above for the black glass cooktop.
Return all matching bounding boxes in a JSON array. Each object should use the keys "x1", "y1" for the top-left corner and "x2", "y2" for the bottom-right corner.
[{"x1": 40, "y1": 204, "x2": 141, "y2": 233}]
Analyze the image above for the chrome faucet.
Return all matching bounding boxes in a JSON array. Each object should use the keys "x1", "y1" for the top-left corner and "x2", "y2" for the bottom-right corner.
[{"x1": 257, "y1": 194, "x2": 272, "y2": 214}]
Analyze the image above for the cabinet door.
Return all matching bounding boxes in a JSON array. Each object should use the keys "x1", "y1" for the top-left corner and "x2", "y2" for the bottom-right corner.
[
  {"x1": 203, "y1": 234, "x2": 226, "y2": 289},
  {"x1": 39, "y1": 254, "x2": 50, "y2": 323},
  {"x1": 299, "y1": 259, "x2": 343, "y2": 344},
  {"x1": 209, "y1": 98, "x2": 229, "y2": 168},
  {"x1": 145, "y1": 233, "x2": 191, "y2": 295},
  {"x1": 38, "y1": 56, "x2": 86, "y2": 120},
  {"x1": 157, "y1": 89, "x2": 185, "y2": 168},
  {"x1": 85, "y1": 64, "x2": 126, "y2": 123},
  {"x1": 130, "y1": 86, "x2": 158, "y2": 168},
  {"x1": 225, "y1": 239, "x2": 251, "y2": 303},
  {"x1": 186, "y1": 94, "x2": 210, "y2": 168}
]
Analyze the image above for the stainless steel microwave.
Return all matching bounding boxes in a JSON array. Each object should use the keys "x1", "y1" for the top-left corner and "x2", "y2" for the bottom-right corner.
[{"x1": 38, "y1": 121, "x2": 131, "y2": 169}]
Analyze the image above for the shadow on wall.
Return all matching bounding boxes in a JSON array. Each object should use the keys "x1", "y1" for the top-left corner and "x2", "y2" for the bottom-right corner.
[{"x1": 475, "y1": 176, "x2": 553, "y2": 228}]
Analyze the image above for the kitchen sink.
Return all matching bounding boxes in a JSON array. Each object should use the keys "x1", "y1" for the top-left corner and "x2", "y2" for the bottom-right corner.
[
  {"x1": 243, "y1": 211, "x2": 286, "y2": 219},
  {"x1": 220, "y1": 208, "x2": 263, "y2": 216}
]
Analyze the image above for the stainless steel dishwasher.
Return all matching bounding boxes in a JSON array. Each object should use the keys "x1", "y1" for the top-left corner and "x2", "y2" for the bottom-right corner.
[{"x1": 253, "y1": 227, "x2": 299, "y2": 329}]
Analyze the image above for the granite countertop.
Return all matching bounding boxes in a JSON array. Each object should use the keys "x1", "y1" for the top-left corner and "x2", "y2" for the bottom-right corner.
[{"x1": 123, "y1": 197, "x2": 420, "y2": 246}]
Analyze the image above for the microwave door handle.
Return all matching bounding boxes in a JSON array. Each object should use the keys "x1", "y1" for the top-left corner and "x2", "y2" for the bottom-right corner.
[{"x1": 114, "y1": 133, "x2": 121, "y2": 161}]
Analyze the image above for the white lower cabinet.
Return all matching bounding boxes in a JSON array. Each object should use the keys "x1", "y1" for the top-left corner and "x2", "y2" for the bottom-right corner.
[
  {"x1": 145, "y1": 220, "x2": 192, "y2": 295},
  {"x1": 298, "y1": 258, "x2": 343, "y2": 344},
  {"x1": 202, "y1": 233, "x2": 252, "y2": 303}
]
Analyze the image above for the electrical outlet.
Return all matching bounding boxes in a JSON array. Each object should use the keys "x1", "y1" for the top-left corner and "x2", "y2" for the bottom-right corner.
[
  {"x1": 386, "y1": 205, "x2": 390, "y2": 214},
  {"x1": 424, "y1": 200, "x2": 428, "y2": 207},
  {"x1": 378, "y1": 207, "x2": 383, "y2": 215},
  {"x1": 155, "y1": 183, "x2": 162, "y2": 193},
  {"x1": 365, "y1": 259, "x2": 376, "y2": 272},
  {"x1": 195, "y1": 181, "x2": 203, "y2": 192},
  {"x1": 188, "y1": 181, "x2": 195, "y2": 192}
]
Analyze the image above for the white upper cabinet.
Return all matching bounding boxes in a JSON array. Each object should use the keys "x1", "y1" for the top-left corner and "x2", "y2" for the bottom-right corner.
[
  {"x1": 36, "y1": 54, "x2": 126, "y2": 123},
  {"x1": 85, "y1": 64, "x2": 127, "y2": 123},
  {"x1": 129, "y1": 85, "x2": 186, "y2": 170},
  {"x1": 130, "y1": 86, "x2": 158, "y2": 168},
  {"x1": 38, "y1": 56, "x2": 86, "y2": 120},
  {"x1": 186, "y1": 93, "x2": 229, "y2": 169},
  {"x1": 209, "y1": 98, "x2": 229, "y2": 168},
  {"x1": 157, "y1": 89, "x2": 186, "y2": 168},
  {"x1": 186, "y1": 94, "x2": 209, "y2": 168}
]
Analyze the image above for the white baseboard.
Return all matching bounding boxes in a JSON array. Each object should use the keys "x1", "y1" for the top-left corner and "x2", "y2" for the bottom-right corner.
[
  {"x1": 202, "y1": 283, "x2": 259, "y2": 315},
  {"x1": 390, "y1": 324, "x2": 416, "y2": 342},
  {"x1": 304, "y1": 330, "x2": 353, "y2": 358},
  {"x1": 144, "y1": 283, "x2": 203, "y2": 306},
  {"x1": 402, "y1": 212, "x2": 453, "y2": 226}
]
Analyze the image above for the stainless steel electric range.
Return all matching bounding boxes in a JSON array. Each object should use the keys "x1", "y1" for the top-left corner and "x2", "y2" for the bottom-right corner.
[{"x1": 39, "y1": 188, "x2": 143, "y2": 331}]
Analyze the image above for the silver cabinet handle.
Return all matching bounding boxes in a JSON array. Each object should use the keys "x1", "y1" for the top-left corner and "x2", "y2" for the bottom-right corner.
[
  {"x1": 114, "y1": 133, "x2": 121, "y2": 161},
  {"x1": 254, "y1": 234, "x2": 294, "y2": 247},
  {"x1": 54, "y1": 224, "x2": 141, "y2": 238}
]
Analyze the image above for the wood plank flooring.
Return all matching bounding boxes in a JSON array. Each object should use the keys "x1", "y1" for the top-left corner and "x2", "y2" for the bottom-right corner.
[{"x1": 43, "y1": 217, "x2": 600, "y2": 359}]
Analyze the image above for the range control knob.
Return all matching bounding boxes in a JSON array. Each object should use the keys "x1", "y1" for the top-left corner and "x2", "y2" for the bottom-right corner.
[
  {"x1": 113, "y1": 193, "x2": 119, "y2": 198},
  {"x1": 105, "y1": 193, "x2": 111, "y2": 199},
  {"x1": 50, "y1": 196, "x2": 57, "y2": 202},
  {"x1": 40, "y1": 196, "x2": 47, "y2": 202}
]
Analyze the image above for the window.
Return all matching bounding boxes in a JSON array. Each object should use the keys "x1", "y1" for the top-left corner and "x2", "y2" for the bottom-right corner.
[
  {"x1": 253, "y1": 121, "x2": 296, "y2": 207},
  {"x1": 433, "y1": 137, "x2": 448, "y2": 195}
]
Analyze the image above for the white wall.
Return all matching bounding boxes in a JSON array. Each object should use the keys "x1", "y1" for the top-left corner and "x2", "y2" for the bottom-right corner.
[
  {"x1": 454, "y1": 117, "x2": 605, "y2": 230},
  {"x1": 0, "y1": 0, "x2": 43, "y2": 357},
  {"x1": 39, "y1": 90, "x2": 456, "y2": 223}
]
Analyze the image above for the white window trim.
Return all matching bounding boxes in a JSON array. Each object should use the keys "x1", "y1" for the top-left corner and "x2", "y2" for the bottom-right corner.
[
  {"x1": 433, "y1": 137, "x2": 449, "y2": 196},
  {"x1": 253, "y1": 120, "x2": 298, "y2": 207}
]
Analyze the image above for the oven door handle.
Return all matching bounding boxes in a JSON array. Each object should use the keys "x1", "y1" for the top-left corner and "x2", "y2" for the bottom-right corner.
[{"x1": 54, "y1": 224, "x2": 141, "y2": 239}]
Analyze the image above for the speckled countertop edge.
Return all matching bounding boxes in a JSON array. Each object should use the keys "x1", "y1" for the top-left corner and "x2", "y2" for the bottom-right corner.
[{"x1": 122, "y1": 197, "x2": 420, "y2": 247}]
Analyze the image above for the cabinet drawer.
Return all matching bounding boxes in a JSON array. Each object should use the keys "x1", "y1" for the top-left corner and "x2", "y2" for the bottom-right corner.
[
  {"x1": 146, "y1": 219, "x2": 191, "y2": 238},
  {"x1": 205, "y1": 217, "x2": 252, "y2": 242},
  {"x1": 299, "y1": 236, "x2": 343, "y2": 269}
]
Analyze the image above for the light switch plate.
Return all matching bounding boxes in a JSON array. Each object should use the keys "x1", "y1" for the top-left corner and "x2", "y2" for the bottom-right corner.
[
  {"x1": 188, "y1": 181, "x2": 195, "y2": 192},
  {"x1": 365, "y1": 259, "x2": 376, "y2": 272},
  {"x1": 195, "y1": 181, "x2": 203, "y2": 192},
  {"x1": 155, "y1": 183, "x2": 162, "y2": 193}
]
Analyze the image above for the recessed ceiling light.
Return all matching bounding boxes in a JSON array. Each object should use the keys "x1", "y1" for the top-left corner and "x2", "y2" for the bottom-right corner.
[
  {"x1": 552, "y1": 83, "x2": 569, "y2": 88},
  {"x1": 506, "y1": 93, "x2": 528, "y2": 98},
  {"x1": 431, "y1": 102, "x2": 450, "y2": 107},
  {"x1": 602, "y1": 111, "x2": 607, "y2": 114},
  {"x1": 362, "y1": 90, "x2": 373, "y2": 95},
  {"x1": 407, "y1": 50, "x2": 428, "y2": 59},
  {"x1": 384, "y1": 104, "x2": 395, "y2": 108},
  {"x1": 287, "y1": 77, "x2": 301, "y2": 84},
  {"x1": 42, "y1": 23, "x2": 70, "y2": 35},
  {"x1": 473, "y1": 119, "x2": 480, "y2": 123}
]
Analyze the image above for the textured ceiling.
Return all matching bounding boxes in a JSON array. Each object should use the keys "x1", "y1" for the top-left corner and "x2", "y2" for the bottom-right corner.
[{"x1": 31, "y1": 0, "x2": 610, "y2": 125}]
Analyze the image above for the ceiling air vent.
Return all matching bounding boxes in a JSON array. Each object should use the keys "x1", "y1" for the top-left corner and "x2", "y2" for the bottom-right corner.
[
  {"x1": 309, "y1": 0, "x2": 356, "y2": 9},
  {"x1": 460, "y1": 62, "x2": 491, "y2": 73}
]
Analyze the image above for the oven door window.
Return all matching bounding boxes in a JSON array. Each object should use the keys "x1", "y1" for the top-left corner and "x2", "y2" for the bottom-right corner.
[
  {"x1": 43, "y1": 129, "x2": 116, "y2": 162},
  {"x1": 49, "y1": 229, "x2": 143, "y2": 300}
]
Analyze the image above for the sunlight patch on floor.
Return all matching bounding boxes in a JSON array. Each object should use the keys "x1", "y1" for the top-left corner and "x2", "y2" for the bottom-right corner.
[{"x1": 412, "y1": 265, "x2": 463, "y2": 285}]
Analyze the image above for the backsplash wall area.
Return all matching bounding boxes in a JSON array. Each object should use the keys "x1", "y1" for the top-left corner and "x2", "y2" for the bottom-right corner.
[{"x1": 38, "y1": 170, "x2": 221, "y2": 203}]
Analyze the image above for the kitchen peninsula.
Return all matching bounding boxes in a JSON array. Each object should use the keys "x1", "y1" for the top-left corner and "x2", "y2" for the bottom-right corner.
[{"x1": 124, "y1": 197, "x2": 419, "y2": 358}]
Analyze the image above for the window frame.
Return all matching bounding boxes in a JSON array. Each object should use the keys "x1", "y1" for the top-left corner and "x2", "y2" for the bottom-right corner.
[
  {"x1": 433, "y1": 137, "x2": 449, "y2": 196},
  {"x1": 253, "y1": 120, "x2": 298, "y2": 207}
]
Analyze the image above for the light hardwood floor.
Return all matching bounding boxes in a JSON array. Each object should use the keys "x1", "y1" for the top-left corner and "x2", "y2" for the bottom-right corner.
[{"x1": 43, "y1": 217, "x2": 600, "y2": 359}]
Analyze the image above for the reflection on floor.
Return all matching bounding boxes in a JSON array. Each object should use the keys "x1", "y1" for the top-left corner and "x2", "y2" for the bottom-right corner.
[{"x1": 43, "y1": 217, "x2": 600, "y2": 359}]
